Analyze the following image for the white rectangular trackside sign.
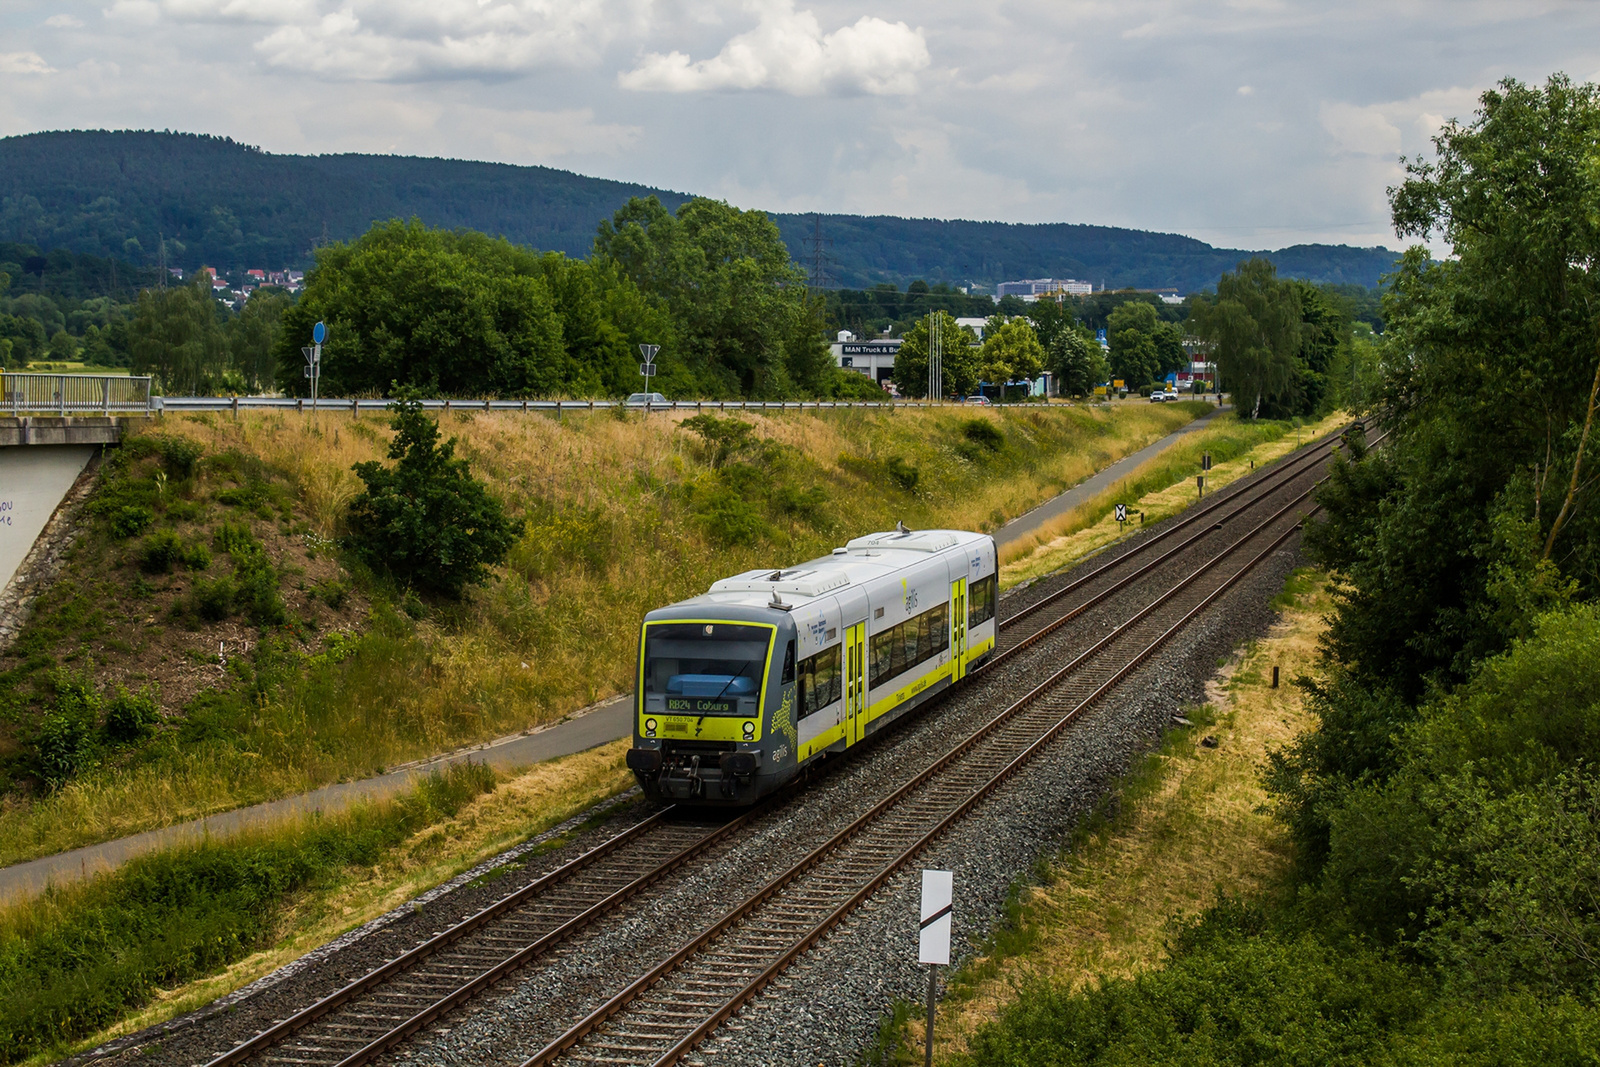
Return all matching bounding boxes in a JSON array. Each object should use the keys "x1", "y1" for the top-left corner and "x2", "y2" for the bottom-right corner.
[{"x1": 919, "y1": 869, "x2": 953, "y2": 965}]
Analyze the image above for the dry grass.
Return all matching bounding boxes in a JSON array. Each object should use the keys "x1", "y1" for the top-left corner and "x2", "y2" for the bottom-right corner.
[
  {"x1": 36, "y1": 739, "x2": 634, "y2": 1065},
  {"x1": 1000, "y1": 412, "x2": 1348, "y2": 589},
  {"x1": 0, "y1": 403, "x2": 1202, "y2": 866},
  {"x1": 909, "y1": 568, "x2": 1334, "y2": 1063}
]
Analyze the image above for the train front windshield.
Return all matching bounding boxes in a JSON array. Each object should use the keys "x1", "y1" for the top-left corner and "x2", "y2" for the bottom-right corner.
[{"x1": 643, "y1": 623, "x2": 771, "y2": 716}]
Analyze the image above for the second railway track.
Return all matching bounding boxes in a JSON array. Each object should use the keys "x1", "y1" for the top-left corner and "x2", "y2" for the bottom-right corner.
[{"x1": 199, "y1": 422, "x2": 1367, "y2": 1067}]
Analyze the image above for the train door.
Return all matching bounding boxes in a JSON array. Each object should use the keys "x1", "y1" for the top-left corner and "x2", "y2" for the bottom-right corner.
[
  {"x1": 951, "y1": 578, "x2": 968, "y2": 681},
  {"x1": 844, "y1": 621, "x2": 867, "y2": 745}
]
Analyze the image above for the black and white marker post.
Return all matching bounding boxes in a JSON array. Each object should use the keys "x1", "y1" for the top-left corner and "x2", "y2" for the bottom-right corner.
[{"x1": 919, "y1": 869, "x2": 954, "y2": 1067}]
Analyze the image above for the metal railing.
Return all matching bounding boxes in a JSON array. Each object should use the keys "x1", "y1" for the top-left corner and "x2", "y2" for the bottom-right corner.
[
  {"x1": 2, "y1": 373, "x2": 153, "y2": 415},
  {"x1": 154, "y1": 396, "x2": 1029, "y2": 414}
]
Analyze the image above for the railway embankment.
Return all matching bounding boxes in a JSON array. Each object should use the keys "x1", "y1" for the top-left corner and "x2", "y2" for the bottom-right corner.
[{"x1": 0, "y1": 400, "x2": 1327, "y2": 1067}]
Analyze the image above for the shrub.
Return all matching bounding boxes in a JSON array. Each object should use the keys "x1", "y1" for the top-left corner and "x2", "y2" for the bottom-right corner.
[
  {"x1": 697, "y1": 487, "x2": 768, "y2": 546},
  {"x1": 179, "y1": 540, "x2": 212, "y2": 570},
  {"x1": 188, "y1": 576, "x2": 237, "y2": 621},
  {"x1": 32, "y1": 675, "x2": 101, "y2": 787},
  {"x1": 165, "y1": 500, "x2": 205, "y2": 523},
  {"x1": 680, "y1": 414, "x2": 759, "y2": 467},
  {"x1": 155, "y1": 436, "x2": 204, "y2": 479},
  {"x1": 312, "y1": 577, "x2": 349, "y2": 610},
  {"x1": 104, "y1": 687, "x2": 160, "y2": 742},
  {"x1": 138, "y1": 530, "x2": 184, "y2": 573},
  {"x1": 347, "y1": 396, "x2": 515, "y2": 599},
  {"x1": 886, "y1": 456, "x2": 920, "y2": 492},
  {"x1": 109, "y1": 505, "x2": 154, "y2": 538},
  {"x1": 961, "y1": 418, "x2": 1006, "y2": 452}
]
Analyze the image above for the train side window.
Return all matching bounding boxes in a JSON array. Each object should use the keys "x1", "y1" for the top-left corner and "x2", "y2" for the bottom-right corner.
[
  {"x1": 797, "y1": 644, "x2": 841, "y2": 720},
  {"x1": 931, "y1": 602, "x2": 949, "y2": 652},
  {"x1": 782, "y1": 639, "x2": 795, "y2": 684},
  {"x1": 969, "y1": 576, "x2": 997, "y2": 628}
]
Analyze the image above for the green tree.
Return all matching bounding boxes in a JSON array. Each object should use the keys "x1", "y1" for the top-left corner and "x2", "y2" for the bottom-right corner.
[
  {"x1": 128, "y1": 278, "x2": 229, "y2": 394},
  {"x1": 1048, "y1": 325, "x2": 1108, "y2": 396},
  {"x1": 594, "y1": 196, "x2": 830, "y2": 397},
  {"x1": 979, "y1": 316, "x2": 1046, "y2": 386},
  {"x1": 893, "y1": 311, "x2": 979, "y2": 397},
  {"x1": 274, "y1": 221, "x2": 568, "y2": 398},
  {"x1": 227, "y1": 287, "x2": 291, "y2": 393},
  {"x1": 347, "y1": 394, "x2": 516, "y2": 598},
  {"x1": 1188, "y1": 259, "x2": 1302, "y2": 417},
  {"x1": 46, "y1": 329, "x2": 76, "y2": 362}
]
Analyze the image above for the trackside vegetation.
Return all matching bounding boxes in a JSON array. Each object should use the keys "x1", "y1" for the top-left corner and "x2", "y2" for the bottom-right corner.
[
  {"x1": 0, "y1": 762, "x2": 495, "y2": 1066},
  {"x1": 930, "y1": 74, "x2": 1600, "y2": 1067}
]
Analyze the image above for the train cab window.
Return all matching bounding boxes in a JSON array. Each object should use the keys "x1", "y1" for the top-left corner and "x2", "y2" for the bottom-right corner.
[
  {"x1": 642, "y1": 622, "x2": 772, "y2": 716},
  {"x1": 781, "y1": 640, "x2": 795, "y2": 684},
  {"x1": 797, "y1": 644, "x2": 842, "y2": 720},
  {"x1": 969, "y1": 575, "x2": 997, "y2": 628}
]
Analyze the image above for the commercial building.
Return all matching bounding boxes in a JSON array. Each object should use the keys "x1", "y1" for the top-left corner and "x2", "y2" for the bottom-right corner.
[
  {"x1": 829, "y1": 331, "x2": 901, "y2": 388},
  {"x1": 995, "y1": 278, "x2": 1094, "y2": 300}
]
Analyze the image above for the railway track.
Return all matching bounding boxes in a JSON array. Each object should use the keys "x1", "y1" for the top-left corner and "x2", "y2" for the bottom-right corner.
[{"x1": 204, "y1": 422, "x2": 1366, "y2": 1067}]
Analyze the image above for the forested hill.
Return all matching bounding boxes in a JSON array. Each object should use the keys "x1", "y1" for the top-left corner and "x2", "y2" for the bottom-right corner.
[{"x1": 1, "y1": 129, "x2": 1399, "y2": 291}]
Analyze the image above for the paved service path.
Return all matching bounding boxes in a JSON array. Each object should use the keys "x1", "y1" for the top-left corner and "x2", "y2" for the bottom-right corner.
[{"x1": 0, "y1": 402, "x2": 1227, "y2": 901}]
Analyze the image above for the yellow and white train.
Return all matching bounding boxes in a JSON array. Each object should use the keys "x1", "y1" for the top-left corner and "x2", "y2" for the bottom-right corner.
[{"x1": 625, "y1": 526, "x2": 998, "y2": 804}]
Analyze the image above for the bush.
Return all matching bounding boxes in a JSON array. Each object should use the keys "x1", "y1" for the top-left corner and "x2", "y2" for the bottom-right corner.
[
  {"x1": 697, "y1": 486, "x2": 769, "y2": 546},
  {"x1": 887, "y1": 456, "x2": 920, "y2": 492},
  {"x1": 680, "y1": 414, "x2": 759, "y2": 467},
  {"x1": 347, "y1": 396, "x2": 515, "y2": 599},
  {"x1": 104, "y1": 687, "x2": 160, "y2": 742},
  {"x1": 959, "y1": 928, "x2": 1432, "y2": 1067},
  {"x1": 154, "y1": 436, "x2": 204, "y2": 479},
  {"x1": 109, "y1": 505, "x2": 154, "y2": 538},
  {"x1": 32, "y1": 674, "x2": 101, "y2": 787},
  {"x1": 188, "y1": 576, "x2": 237, "y2": 621},
  {"x1": 961, "y1": 418, "x2": 1006, "y2": 452},
  {"x1": 137, "y1": 530, "x2": 184, "y2": 573},
  {"x1": 179, "y1": 540, "x2": 212, "y2": 570}
]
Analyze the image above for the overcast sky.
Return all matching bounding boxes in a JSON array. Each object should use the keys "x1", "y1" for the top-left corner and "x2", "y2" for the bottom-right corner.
[{"x1": 2, "y1": 1, "x2": 1595, "y2": 252}]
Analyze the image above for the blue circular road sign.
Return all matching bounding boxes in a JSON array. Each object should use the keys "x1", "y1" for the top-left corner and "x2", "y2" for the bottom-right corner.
[{"x1": 312, "y1": 321, "x2": 326, "y2": 344}]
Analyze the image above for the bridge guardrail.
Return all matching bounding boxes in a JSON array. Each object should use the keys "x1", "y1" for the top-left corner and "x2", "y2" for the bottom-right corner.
[
  {"x1": 153, "y1": 396, "x2": 964, "y2": 414},
  {"x1": 3, "y1": 373, "x2": 153, "y2": 415}
]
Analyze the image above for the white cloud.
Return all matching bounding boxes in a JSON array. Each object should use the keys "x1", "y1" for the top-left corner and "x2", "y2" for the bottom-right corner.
[
  {"x1": 1320, "y1": 86, "x2": 1484, "y2": 160},
  {"x1": 0, "y1": 52, "x2": 56, "y2": 75},
  {"x1": 103, "y1": 0, "x2": 161, "y2": 24},
  {"x1": 161, "y1": 0, "x2": 319, "y2": 23},
  {"x1": 619, "y1": 0, "x2": 929, "y2": 96},
  {"x1": 45, "y1": 15, "x2": 86, "y2": 29},
  {"x1": 117, "y1": 0, "x2": 641, "y2": 80}
]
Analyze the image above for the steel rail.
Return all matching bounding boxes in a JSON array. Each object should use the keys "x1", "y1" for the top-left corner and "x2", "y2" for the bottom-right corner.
[
  {"x1": 982, "y1": 424, "x2": 1383, "y2": 671},
  {"x1": 205, "y1": 803, "x2": 764, "y2": 1067},
  {"x1": 993, "y1": 420, "x2": 1352, "y2": 638},
  {"x1": 523, "y1": 474, "x2": 1321, "y2": 1067}
]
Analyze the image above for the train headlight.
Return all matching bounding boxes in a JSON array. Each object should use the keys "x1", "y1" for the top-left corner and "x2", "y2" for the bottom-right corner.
[
  {"x1": 644, "y1": 718, "x2": 658, "y2": 737},
  {"x1": 742, "y1": 721, "x2": 755, "y2": 740}
]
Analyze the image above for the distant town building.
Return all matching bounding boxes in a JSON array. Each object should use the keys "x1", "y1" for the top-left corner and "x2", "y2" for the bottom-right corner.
[
  {"x1": 996, "y1": 278, "x2": 1094, "y2": 301},
  {"x1": 954, "y1": 317, "x2": 990, "y2": 340}
]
